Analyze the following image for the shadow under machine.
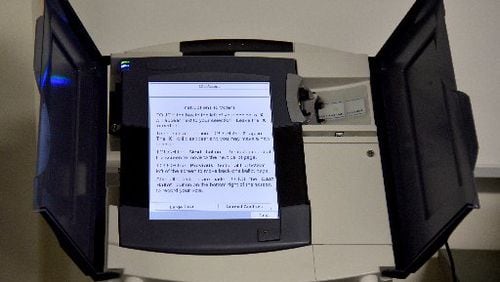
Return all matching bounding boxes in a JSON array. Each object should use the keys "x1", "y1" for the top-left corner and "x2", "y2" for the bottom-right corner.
[{"x1": 33, "y1": 0, "x2": 480, "y2": 281}]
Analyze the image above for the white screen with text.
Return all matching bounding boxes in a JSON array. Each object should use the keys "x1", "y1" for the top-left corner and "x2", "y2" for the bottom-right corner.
[{"x1": 149, "y1": 82, "x2": 279, "y2": 220}]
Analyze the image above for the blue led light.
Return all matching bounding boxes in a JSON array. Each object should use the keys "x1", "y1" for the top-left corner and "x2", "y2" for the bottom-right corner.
[{"x1": 50, "y1": 75, "x2": 72, "y2": 87}]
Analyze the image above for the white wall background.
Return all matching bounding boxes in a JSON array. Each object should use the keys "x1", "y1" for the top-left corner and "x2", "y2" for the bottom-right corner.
[{"x1": 0, "y1": 1, "x2": 39, "y2": 281}]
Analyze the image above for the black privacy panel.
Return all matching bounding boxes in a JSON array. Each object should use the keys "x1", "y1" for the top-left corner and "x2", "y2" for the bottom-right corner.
[
  {"x1": 33, "y1": 0, "x2": 117, "y2": 280},
  {"x1": 369, "y1": 0, "x2": 479, "y2": 278}
]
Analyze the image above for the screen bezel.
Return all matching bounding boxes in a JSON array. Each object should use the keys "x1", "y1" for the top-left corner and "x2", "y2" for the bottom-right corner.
[{"x1": 119, "y1": 56, "x2": 310, "y2": 254}]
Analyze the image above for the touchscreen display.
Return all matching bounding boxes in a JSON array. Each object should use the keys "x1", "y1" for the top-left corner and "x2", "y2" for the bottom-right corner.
[{"x1": 148, "y1": 82, "x2": 279, "y2": 220}]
